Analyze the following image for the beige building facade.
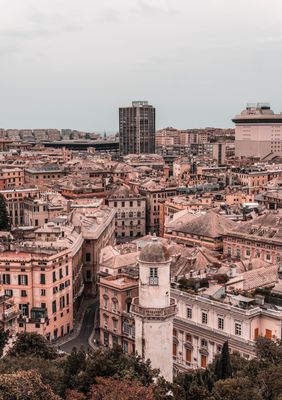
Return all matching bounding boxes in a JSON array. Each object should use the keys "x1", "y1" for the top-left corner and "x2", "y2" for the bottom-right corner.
[
  {"x1": 234, "y1": 103, "x2": 282, "y2": 159},
  {"x1": 0, "y1": 221, "x2": 84, "y2": 340},
  {"x1": 106, "y1": 184, "x2": 146, "y2": 241},
  {"x1": 99, "y1": 274, "x2": 138, "y2": 353}
]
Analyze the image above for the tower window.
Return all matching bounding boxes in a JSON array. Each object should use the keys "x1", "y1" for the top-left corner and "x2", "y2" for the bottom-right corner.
[
  {"x1": 218, "y1": 317, "x2": 224, "y2": 330},
  {"x1": 202, "y1": 312, "x2": 208, "y2": 325},
  {"x1": 149, "y1": 268, "x2": 158, "y2": 285}
]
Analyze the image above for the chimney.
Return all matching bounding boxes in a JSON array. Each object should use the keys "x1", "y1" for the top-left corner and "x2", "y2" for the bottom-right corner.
[
  {"x1": 208, "y1": 279, "x2": 218, "y2": 288},
  {"x1": 230, "y1": 264, "x2": 237, "y2": 278},
  {"x1": 254, "y1": 294, "x2": 265, "y2": 306},
  {"x1": 66, "y1": 200, "x2": 71, "y2": 213}
]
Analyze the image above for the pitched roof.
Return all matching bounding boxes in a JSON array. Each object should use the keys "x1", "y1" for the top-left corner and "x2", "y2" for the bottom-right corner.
[
  {"x1": 242, "y1": 265, "x2": 278, "y2": 290},
  {"x1": 167, "y1": 210, "x2": 237, "y2": 238},
  {"x1": 225, "y1": 212, "x2": 282, "y2": 241}
]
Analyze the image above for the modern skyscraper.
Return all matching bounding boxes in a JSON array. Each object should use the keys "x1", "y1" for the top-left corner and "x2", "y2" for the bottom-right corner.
[
  {"x1": 233, "y1": 103, "x2": 282, "y2": 159},
  {"x1": 119, "y1": 101, "x2": 156, "y2": 155},
  {"x1": 131, "y1": 236, "x2": 177, "y2": 382}
]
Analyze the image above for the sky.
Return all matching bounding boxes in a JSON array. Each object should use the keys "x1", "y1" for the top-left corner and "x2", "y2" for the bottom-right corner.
[{"x1": 0, "y1": 0, "x2": 282, "y2": 132}]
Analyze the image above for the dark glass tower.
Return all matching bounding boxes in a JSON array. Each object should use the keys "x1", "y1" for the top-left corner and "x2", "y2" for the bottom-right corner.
[{"x1": 119, "y1": 101, "x2": 155, "y2": 155}]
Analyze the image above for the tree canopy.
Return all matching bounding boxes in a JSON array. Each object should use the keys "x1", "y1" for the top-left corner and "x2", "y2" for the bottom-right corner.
[
  {"x1": 0, "y1": 193, "x2": 10, "y2": 231},
  {"x1": 0, "y1": 334, "x2": 282, "y2": 400}
]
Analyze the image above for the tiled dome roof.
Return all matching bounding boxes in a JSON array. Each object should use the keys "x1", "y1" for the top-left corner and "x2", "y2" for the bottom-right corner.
[{"x1": 139, "y1": 236, "x2": 170, "y2": 263}]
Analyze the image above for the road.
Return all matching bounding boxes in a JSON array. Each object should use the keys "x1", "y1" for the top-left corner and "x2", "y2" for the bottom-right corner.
[{"x1": 61, "y1": 301, "x2": 98, "y2": 353}]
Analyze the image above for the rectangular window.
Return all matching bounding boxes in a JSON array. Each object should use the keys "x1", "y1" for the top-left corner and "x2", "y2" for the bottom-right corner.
[
  {"x1": 201, "y1": 354, "x2": 207, "y2": 368},
  {"x1": 40, "y1": 274, "x2": 45, "y2": 284},
  {"x1": 173, "y1": 342, "x2": 177, "y2": 357},
  {"x1": 2, "y1": 274, "x2": 10, "y2": 284},
  {"x1": 59, "y1": 268, "x2": 63, "y2": 279},
  {"x1": 186, "y1": 349, "x2": 192, "y2": 363},
  {"x1": 41, "y1": 289, "x2": 46, "y2": 296},
  {"x1": 218, "y1": 317, "x2": 224, "y2": 330},
  {"x1": 18, "y1": 275, "x2": 28, "y2": 285},
  {"x1": 60, "y1": 296, "x2": 65, "y2": 309},
  {"x1": 52, "y1": 300, "x2": 57, "y2": 313},
  {"x1": 122, "y1": 340, "x2": 128, "y2": 353},
  {"x1": 186, "y1": 333, "x2": 192, "y2": 342},
  {"x1": 235, "y1": 322, "x2": 242, "y2": 336},
  {"x1": 202, "y1": 312, "x2": 208, "y2": 325},
  {"x1": 149, "y1": 267, "x2": 158, "y2": 285},
  {"x1": 21, "y1": 290, "x2": 27, "y2": 297},
  {"x1": 187, "y1": 307, "x2": 192, "y2": 319},
  {"x1": 19, "y1": 304, "x2": 29, "y2": 317},
  {"x1": 254, "y1": 328, "x2": 259, "y2": 339},
  {"x1": 52, "y1": 271, "x2": 56, "y2": 282},
  {"x1": 104, "y1": 331, "x2": 109, "y2": 346},
  {"x1": 86, "y1": 253, "x2": 91, "y2": 262},
  {"x1": 265, "y1": 329, "x2": 272, "y2": 339},
  {"x1": 66, "y1": 265, "x2": 69, "y2": 276}
]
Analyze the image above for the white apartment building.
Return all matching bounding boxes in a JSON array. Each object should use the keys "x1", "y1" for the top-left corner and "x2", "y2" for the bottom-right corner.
[{"x1": 172, "y1": 286, "x2": 282, "y2": 372}]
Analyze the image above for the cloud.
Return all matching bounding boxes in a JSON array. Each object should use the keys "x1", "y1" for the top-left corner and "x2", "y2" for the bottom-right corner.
[
  {"x1": 137, "y1": 0, "x2": 178, "y2": 16},
  {"x1": 0, "y1": 27, "x2": 55, "y2": 39},
  {"x1": 0, "y1": 45, "x2": 21, "y2": 55},
  {"x1": 0, "y1": 24, "x2": 83, "y2": 40},
  {"x1": 103, "y1": 8, "x2": 120, "y2": 24}
]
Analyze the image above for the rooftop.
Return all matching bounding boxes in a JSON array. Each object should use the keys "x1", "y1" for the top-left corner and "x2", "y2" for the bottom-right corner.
[{"x1": 139, "y1": 235, "x2": 170, "y2": 263}]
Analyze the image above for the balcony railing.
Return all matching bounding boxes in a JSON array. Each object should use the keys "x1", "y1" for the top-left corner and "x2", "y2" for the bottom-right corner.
[
  {"x1": 149, "y1": 277, "x2": 159, "y2": 286},
  {"x1": 131, "y1": 297, "x2": 177, "y2": 319},
  {"x1": 1, "y1": 304, "x2": 19, "y2": 321}
]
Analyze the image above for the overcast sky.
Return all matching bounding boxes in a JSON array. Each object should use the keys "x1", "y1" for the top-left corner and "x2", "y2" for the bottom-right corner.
[{"x1": 1, "y1": 0, "x2": 282, "y2": 132}]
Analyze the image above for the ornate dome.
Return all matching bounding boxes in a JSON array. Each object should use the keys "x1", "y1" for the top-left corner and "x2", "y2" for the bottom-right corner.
[{"x1": 139, "y1": 236, "x2": 170, "y2": 263}]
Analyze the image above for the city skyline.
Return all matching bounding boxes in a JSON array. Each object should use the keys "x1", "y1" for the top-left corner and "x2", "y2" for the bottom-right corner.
[{"x1": 1, "y1": 0, "x2": 282, "y2": 131}]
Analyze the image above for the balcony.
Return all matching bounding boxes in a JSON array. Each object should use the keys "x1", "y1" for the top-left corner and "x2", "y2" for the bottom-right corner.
[
  {"x1": 1, "y1": 304, "x2": 19, "y2": 322},
  {"x1": 131, "y1": 297, "x2": 177, "y2": 320},
  {"x1": 149, "y1": 277, "x2": 159, "y2": 286}
]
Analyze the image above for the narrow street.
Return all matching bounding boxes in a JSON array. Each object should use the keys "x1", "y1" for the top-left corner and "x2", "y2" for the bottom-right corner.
[{"x1": 61, "y1": 301, "x2": 98, "y2": 353}]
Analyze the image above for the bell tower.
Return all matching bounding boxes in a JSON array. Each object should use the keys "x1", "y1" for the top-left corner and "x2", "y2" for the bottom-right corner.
[{"x1": 131, "y1": 236, "x2": 177, "y2": 382}]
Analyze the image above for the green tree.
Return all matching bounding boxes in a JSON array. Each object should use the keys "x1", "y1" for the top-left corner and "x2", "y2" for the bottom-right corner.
[
  {"x1": 214, "y1": 341, "x2": 233, "y2": 380},
  {"x1": 8, "y1": 332, "x2": 58, "y2": 359},
  {"x1": 0, "y1": 193, "x2": 10, "y2": 231},
  {"x1": 212, "y1": 377, "x2": 262, "y2": 400},
  {"x1": 257, "y1": 364, "x2": 282, "y2": 400},
  {"x1": 88, "y1": 377, "x2": 154, "y2": 400},
  {"x1": 62, "y1": 347, "x2": 87, "y2": 391},
  {"x1": 0, "y1": 370, "x2": 60, "y2": 400},
  {"x1": 0, "y1": 355, "x2": 66, "y2": 396},
  {"x1": 255, "y1": 337, "x2": 282, "y2": 365},
  {"x1": 0, "y1": 329, "x2": 9, "y2": 357}
]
